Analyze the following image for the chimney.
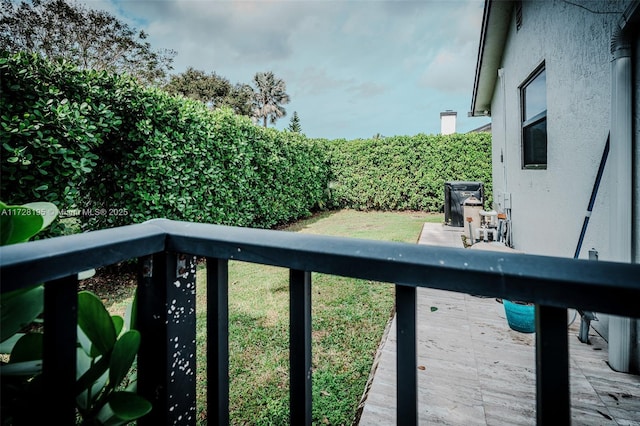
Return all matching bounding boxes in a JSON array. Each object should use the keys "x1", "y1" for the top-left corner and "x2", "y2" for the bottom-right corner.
[{"x1": 440, "y1": 110, "x2": 457, "y2": 135}]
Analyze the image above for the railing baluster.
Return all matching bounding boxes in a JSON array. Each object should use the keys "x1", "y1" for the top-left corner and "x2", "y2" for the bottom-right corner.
[
  {"x1": 207, "y1": 257, "x2": 229, "y2": 425},
  {"x1": 138, "y1": 253, "x2": 198, "y2": 425},
  {"x1": 396, "y1": 284, "x2": 417, "y2": 425},
  {"x1": 43, "y1": 275, "x2": 78, "y2": 425},
  {"x1": 536, "y1": 304, "x2": 570, "y2": 425},
  {"x1": 137, "y1": 254, "x2": 165, "y2": 425},
  {"x1": 169, "y1": 253, "x2": 198, "y2": 425},
  {"x1": 290, "y1": 269, "x2": 312, "y2": 425}
]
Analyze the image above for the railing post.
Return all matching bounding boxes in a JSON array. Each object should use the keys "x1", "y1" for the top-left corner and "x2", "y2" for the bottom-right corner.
[
  {"x1": 137, "y1": 254, "x2": 164, "y2": 425},
  {"x1": 396, "y1": 284, "x2": 417, "y2": 425},
  {"x1": 137, "y1": 253, "x2": 198, "y2": 426},
  {"x1": 207, "y1": 257, "x2": 229, "y2": 425},
  {"x1": 42, "y1": 276, "x2": 78, "y2": 425},
  {"x1": 290, "y1": 269, "x2": 312, "y2": 426},
  {"x1": 536, "y1": 305, "x2": 570, "y2": 425}
]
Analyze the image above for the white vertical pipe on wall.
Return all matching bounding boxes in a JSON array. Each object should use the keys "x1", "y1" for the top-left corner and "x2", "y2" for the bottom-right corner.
[{"x1": 608, "y1": 27, "x2": 633, "y2": 373}]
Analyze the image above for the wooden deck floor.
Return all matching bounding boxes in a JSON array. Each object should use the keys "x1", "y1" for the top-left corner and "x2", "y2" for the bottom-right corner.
[{"x1": 356, "y1": 223, "x2": 640, "y2": 425}]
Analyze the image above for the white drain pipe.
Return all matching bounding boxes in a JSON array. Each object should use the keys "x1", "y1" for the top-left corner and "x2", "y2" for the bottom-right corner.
[{"x1": 608, "y1": 18, "x2": 634, "y2": 373}]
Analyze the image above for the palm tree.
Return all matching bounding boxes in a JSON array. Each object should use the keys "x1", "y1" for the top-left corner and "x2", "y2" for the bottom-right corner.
[{"x1": 252, "y1": 71, "x2": 290, "y2": 127}]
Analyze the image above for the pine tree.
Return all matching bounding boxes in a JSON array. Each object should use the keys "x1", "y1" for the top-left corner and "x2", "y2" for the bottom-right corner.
[{"x1": 287, "y1": 111, "x2": 302, "y2": 133}]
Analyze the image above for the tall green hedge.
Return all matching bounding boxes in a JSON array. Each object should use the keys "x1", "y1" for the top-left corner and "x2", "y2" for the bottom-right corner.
[
  {"x1": 83, "y1": 101, "x2": 331, "y2": 229},
  {"x1": 321, "y1": 134, "x2": 492, "y2": 212},
  {"x1": 1, "y1": 52, "x2": 491, "y2": 235},
  {"x1": 1, "y1": 52, "x2": 330, "y2": 232},
  {"x1": 0, "y1": 53, "x2": 120, "y2": 208}
]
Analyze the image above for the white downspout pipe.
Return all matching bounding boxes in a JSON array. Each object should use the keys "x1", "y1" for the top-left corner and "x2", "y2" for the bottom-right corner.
[{"x1": 608, "y1": 24, "x2": 633, "y2": 373}]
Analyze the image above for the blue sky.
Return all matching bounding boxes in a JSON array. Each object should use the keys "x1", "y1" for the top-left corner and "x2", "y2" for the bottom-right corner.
[{"x1": 85, "y1": 0, "x2": 490, "y2": 140}]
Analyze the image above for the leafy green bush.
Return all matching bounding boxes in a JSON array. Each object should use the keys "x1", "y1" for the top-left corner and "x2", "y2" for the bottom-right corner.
[
  {"x1": 81, "y1": 100, "x2": 331, "y2": 230},
  {"x1": 0, "y1": 201, "x2": 151, "y2": 425},
  {"x1": 321, "y1": 133, "x2": 492, "y2": 211},
  {"x1": 0, "y1": 52, "x2": 169, "y2": 236},
  {"x1": 1, "y1": 52, "x2": 331, "y2": 233},
  {"x1": 0, "y1": 52, "x2": 124, "y2": 235},
  {"x1": 76, "y1": 291, "x2": 150, "y2": 425}
]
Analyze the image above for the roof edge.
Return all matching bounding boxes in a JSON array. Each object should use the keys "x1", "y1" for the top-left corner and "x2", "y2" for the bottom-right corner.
[{"x1": 470, "y1": 0, "x2": 514, "y2": 118}]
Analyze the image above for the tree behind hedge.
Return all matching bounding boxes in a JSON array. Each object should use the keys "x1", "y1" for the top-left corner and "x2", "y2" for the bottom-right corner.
[
  {"x1": 164, "y1": 67, "x2": 254, "y2": 116},
  {"x1": 1, "y1": 0, "x2": 175, "y2": 86}
]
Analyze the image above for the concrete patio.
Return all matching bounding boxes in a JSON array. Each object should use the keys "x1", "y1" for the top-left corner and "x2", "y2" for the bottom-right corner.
[{"x1": 357, "y1": 222, "x2": 640, "y2": 425}]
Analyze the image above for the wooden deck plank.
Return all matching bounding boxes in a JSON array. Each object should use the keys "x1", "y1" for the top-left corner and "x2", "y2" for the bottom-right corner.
[{"x1": 356, "y1": 223, "x2": 640, "y2": 426}]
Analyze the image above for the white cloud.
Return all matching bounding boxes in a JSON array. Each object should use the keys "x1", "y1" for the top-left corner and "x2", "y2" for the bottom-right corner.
[
  {"x1": 77, "y1": 0, "x2": 486, "y2": 138},
  {"x1": 348, "y1": 81, "x2": 386, "y2": 98},
  {"x1": 420, "y1": 49, "x2": 474, "y2": 93},
  {"x1": 289, "y1": 67, "x2": 386, "y2": 101},
  {"x1": 110, "y1": 0, "x2": 338, "y2": 76},
  {"x1": 419, "y1": 0, "x2": 484, "y2": 93}
]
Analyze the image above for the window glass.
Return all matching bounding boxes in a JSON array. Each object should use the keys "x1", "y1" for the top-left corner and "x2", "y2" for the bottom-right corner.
[
  {"x1": 523, "y1": 69, "x2": 546, "y2": 122},
  {"x1": 523, "y1": 118, "x2": 547, "y2": 165},
  {"x1": 521, "y1": 66, "x2": 547, "y2": 168}
]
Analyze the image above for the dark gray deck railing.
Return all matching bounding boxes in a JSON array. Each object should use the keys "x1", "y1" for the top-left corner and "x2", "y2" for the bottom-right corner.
[{"x1": 1, "y1": 218, "x2": 639, "y2": 425}]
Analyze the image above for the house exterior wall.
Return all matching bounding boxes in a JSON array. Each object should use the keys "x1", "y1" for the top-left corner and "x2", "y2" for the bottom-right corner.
[{"x1": 489, "y1": 0, "x2": 633, "y2": 259}]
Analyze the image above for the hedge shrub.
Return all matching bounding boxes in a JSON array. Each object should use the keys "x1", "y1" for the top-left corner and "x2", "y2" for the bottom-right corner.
[
  {"x1": 1, "y1": 52, "x2": 331, "y2": 232},
  {"x1": 1, "y1": 52, "x2": 491, "y2": 235},
  {"x1": 83, "y1": 99, "x2": 331, "y2": 230},
  {"x1": 0, "y1": 53, "x2": 124, "y2": 234},
  {"x1": 322, "y1": 133, "x2": 492, "y2": 212}
]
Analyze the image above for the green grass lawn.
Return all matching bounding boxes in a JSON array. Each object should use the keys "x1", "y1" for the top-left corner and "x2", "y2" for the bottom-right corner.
[{"x1": 194, "y1": 210, "x2": 443, "y2": 425}]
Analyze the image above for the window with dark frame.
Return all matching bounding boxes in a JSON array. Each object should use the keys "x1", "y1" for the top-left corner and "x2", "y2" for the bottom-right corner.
[{"x1": 521, "y1": 65, "x2": 547, "y2": 169}]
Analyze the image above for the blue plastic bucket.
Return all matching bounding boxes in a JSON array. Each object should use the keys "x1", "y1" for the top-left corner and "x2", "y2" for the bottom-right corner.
[{"x1": 503, "y1": 300, "x2": 535, "y2": 333}]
